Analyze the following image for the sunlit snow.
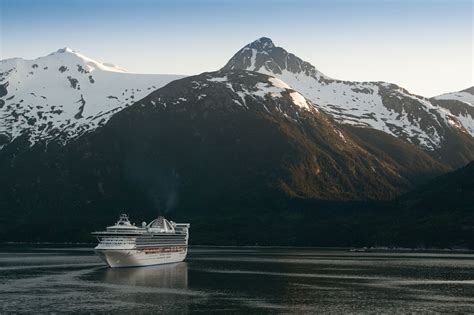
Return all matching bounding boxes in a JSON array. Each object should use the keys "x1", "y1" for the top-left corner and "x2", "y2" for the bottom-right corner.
[{"x1": 0, "y1": 49, "x2": 185, "y2": 145}]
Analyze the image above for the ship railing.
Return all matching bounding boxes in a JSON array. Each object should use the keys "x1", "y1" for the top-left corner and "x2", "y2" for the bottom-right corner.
[
  {"x1": 174, "y1": 223, "x2": 190, "y2": 228},
  {"x1": 96, "y1": 236, "x2": 136, "y2": 245}
]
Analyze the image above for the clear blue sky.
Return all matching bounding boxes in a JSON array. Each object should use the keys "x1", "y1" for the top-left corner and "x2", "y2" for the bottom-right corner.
[{"x1": 0, "y1": 0, "x2": 472, "y2": 96}]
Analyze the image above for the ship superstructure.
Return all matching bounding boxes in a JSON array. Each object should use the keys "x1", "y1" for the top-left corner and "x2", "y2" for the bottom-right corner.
[{"x1": 92, "y1": 214, "x2": 190, "y2": 267}]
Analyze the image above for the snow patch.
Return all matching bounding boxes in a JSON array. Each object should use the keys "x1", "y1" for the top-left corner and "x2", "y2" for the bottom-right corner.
[
  {"x1": 250, "y1": 49, "x2": 257, "y2": 69},
  {"x1": 207, "y1": 76, "x2": 228, "y2": 82},
  {"x1": 268, "y1": 77, "x2": 291, "y2": 89},
  {"x1": 289, "y1": 91, "x2": 310, "y2": 109}
]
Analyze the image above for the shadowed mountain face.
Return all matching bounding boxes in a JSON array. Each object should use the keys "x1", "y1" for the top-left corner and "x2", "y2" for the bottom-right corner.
[
  {"x1": 223, "y1": 38, "x2": 474, "y2": 168},
  {"x1": 375, "y1": 161, "x2": 474, "y2": 248},
  {"x1": 0, "y1": 70, "x2": 448, "y2": 242}
]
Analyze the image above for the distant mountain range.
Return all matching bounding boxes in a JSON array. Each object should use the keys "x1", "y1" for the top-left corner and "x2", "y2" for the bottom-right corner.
[{"x1": 0, "y1": 38, "x2": 472, "y2": 246}]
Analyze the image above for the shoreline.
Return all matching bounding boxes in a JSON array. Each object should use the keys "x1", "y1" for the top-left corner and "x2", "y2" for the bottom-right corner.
[{"x1": 1, "y1": 242, "x2": 473, "y2": 253}]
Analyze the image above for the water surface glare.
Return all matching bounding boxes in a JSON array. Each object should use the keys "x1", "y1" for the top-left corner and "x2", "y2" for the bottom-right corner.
[{"x1": 1, "y1": 246, "x2": 473, "y2": 313}]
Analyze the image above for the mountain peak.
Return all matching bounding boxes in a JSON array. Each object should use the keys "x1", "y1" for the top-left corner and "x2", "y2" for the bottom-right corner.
[
  {"x1": 222, "y1": 37, "x2": 325, "y2": 80},
  {"x1": 222, "y1": 38, "x2": 473, "y2": 154},
  {"x1": 0, "y1": 48, "x2": 184, "y2": 145},
  {"x1": 44, "y1": 48, "x2": 128, "y2": 73},
  {"x1": 55, "y1": 47, "x2": 75, "y2": 54},
  {"x1": 247, "y1": 37, "x2": 275, "y2": 50}
]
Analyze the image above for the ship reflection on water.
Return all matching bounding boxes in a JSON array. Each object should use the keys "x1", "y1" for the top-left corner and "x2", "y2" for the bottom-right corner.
[
  {"x1": 102, "y1": 262, "x2": 188, "y2": 289},
  {"x1": 90, "y1": 261, "x2": 196, "y2": 312}
]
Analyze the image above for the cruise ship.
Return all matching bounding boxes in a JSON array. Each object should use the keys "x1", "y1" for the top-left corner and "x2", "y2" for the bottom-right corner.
[{"x1": 92, "y1": 214, "x2": 190, "y2": 268}]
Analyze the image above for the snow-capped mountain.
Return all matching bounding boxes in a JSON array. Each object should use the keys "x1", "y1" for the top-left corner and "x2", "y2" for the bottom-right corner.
[
  {"x1": 0, "y1": 48, "x2": 184, "y2": 146},
  {"x1": 0, "y1": 69, "x2": 453, "y2": 243},
  {"x1": 431, "y1": 87, "x2": 474, "y2": 136},
  {"x1": 0, "y1": 69, "x2": 448, "y2": 227},
  {"x1": 1, "y1": 40, "x2": 472, "y2": 171},
  {"x1": 222, "y1": 37, "x2": 468, "y2": 152}
]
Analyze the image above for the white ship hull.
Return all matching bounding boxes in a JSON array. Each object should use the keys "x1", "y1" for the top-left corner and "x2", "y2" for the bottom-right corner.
[
  {"x1": 95, "y1": 247, "x2": 188, "y2": 268},
  {"x1": 92, "y1": 215, "x2": 190, "y2": 268}
]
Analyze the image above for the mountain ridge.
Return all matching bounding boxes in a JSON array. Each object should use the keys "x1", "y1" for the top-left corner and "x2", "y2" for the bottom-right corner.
[
  {"x1": 0, "y1": 48, "x2": 185, "y2": 147},
  {"x1": 432, "y1": 86, "x2": 474, "y2": 136},
  {"x1": 222, "y1": 37, "x2": 474, "y2": 167},
  {"x1": 2, "y1": 41, "x2": 473, "y2": 168}
]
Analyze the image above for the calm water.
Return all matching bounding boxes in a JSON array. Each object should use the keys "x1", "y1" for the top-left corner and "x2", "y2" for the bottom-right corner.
[{"x1": 1, "y1": 246, "x2": 474, "y2": 313}]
